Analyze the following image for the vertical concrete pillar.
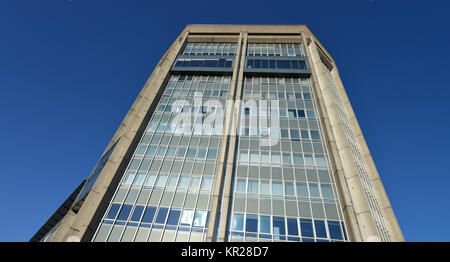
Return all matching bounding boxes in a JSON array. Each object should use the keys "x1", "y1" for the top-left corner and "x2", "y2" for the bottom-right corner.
[
  {"x1": 215, "y1": 32, "x2": 248, "y2": 242},
  {"x1": 206, "y1": 32, "x2": 244, "y2": 242}
]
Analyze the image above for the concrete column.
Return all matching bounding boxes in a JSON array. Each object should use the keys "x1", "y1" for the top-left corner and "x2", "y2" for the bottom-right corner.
[
  {"x1": 216, "y1": 32, "x2": 248, "y2": 242},
  {"x1": 206, "y1": 32, "x2": 244, "y2": 242},
  {"x1": 306, "y1": 37, "x2": 380, "y2": 241},
  {"x1": 51, "y1": 29, "x2": 190, "y2": 242}
]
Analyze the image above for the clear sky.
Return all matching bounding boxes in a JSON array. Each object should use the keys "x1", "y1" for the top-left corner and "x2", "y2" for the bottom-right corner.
[{"x1": 0, "y1": 0, "x2": 449, "y2": 242}]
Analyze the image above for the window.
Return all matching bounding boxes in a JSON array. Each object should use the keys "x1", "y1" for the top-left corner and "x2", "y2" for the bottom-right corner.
[
  {"x1": 246, "y1": 214, "x2": 258, "y2": 233},
  {"x1": 117, "y1": 204, "x2": 132, "y2": 221},
  {"x1": 248, "y1": 179, "x2": 259, "y2": 193},
  {"x1": 300, "y1": 219, "x2": 314, "y2": 237},
  {"x1": 200, "y1": 177, "x2": 213, "y2": 190},
  {"x1": 296, "y1": 182, "x2": 308, "y2": 197},
  {"x1": 180, "y1": 210, "x2": 194, "y2": 226},
  {"x1": 309, "y1": 183, "x2": 320, "y2": 198},
  {"x1": 193, "y1": 210, "x2": 207, "y2": 227},
  {"x1": 236, "y1": 179, "x2": 246, "y2": 192},
  {"x1": 272, "y1": 181, "x2": 283, "y2": 195},
  {"x1": 130, "y1": 206, "x2": 144, "y2": 222},
  {"x1": 287, "y1": 109, "x2": 297, "y2": 118},
  {"x1": 287, "y1": 218, "x2": 299, "y2": 236},
  {"x1": 285, "y1": 182, "x2": 295, "y2": 196},
  {"x1": 297, "y1": 110, "x2": 306, "y2": 118},
  {"x1": 259, "y1": 216, "x2": 271, "y2": 234},
  {"x1": 321, "y1": 184, "x2": 334, "y2": 199},
  {"x1": 155, "y1": 207, "x2": 169, "y2": 224},
  {"x1": 155, "y1": 174, "x2": 168, "y2": 187},
  {"x1": 272, "y1": 217, "x2": 286, "y2": 236},
  {"x1": 314, "y1": 220, "x2": 327, "y2": 238},
  {"x1": 142, "y1": 206, "x2": 157, "y2": 223},
  {"x1": 232, "y1": 214, "x2": 244, "y2": 231},
  {"x1": 106, "y1": 204, "x2": 121, "y2": 220},
  {"x1": 328, "y1": 221, "x2": 343, "y2": 240},
  {"x1": 260, "y1": 180, "x2": 270, "y2": 194},
  {"x1": 167, "y1": 209, "x2": 181, "y2": 225}
]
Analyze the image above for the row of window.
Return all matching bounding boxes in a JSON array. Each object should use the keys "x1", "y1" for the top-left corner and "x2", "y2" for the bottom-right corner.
[
  {"x1": 174, "y1": 59, "x2": 233, "y2": 68},
  {"x1": 122, "y1": 172, "x2": 214, "y2": 191},
  {"x1": 229, "y1": 214, "x2": 343, "y2": 241},
  {"x1": 242, "y1": 91, "x2": 312, "y2": 100},
  {"x1": 238, "y1": 151, "x2": 327, "y2": 167},
  {"x1": 234, "y1": 179, "x2": 334, "y2": 199},
  {"x1": 107, "y1": 204, "x2": 209, "y2": 228},
  {"x1": 183, "y1": 42, "x2": 237, "y2": 56},
  {"x1": 246, "y1": 59, "x2": 307, "y2": 70},
  {"x1": 163, "y1": 89, "x2": 229, "y2": 99},
  {"x1": 170, "y1": 74, "x2": 232, "y2": 83},
  {"x1": 244, "y1": 77, "x2": 309, "y2": 85},
  {"x1": 135, "y1": 143, "x2": 219, "y2": 159},
  {"x1": 246, "y1": 43, "x2": 303, "y2": 57}
]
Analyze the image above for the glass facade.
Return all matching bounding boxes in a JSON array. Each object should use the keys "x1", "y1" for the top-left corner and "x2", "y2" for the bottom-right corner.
[
  {"x1": 227, "y1": 77, "x2": 347, "y2": 242},
  {"x1": 93, "y1": 75, "x2": 232, "y2": 242}
]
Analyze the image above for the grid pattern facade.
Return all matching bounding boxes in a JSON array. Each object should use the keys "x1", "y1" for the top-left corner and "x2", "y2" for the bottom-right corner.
[
  {"x1": 92, "y1": 75, "x2": 232, "y2": 242},
  {"x1": 226, "y1": 76, "x2": 348, "y2": 242},
  {"x1": 182, "y1": 42, "x2": 237, "y2": 56}
]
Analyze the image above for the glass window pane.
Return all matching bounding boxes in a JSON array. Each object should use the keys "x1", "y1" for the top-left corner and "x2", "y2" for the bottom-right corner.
[
  {"x1": 167, "y1": 209, "x2": 181, "y2": 225},
  {"x1": 328, "y1": 221, "x2": 343, "y2": 240},
  {"x1": 248, "y1": 179, "x2": 259, "y2": 193},
  {"x1": 260, "y1": 180, "x2": 270, "y2": 194},
  {"x1": 177, "y1": 175, "x2": 189, "y2": 188},
  {"x1": 260, "y1": 216, "x2": 271, "y2": 234},
  {"x1": 232, "y1": 213, "x2": 244, "y2": 231},
  {"x1": 285, "y1": 182, "x2": 295, "y2": 195},
  {"x1": 180, "y1": 210, "x2": 194, "y2": 226},
  {"x1": 321, "y1": 184, "x2": 334, "y2": 199},
  {"x1": 309, "y1": 183, "x2": 320, "y2": 198},
  {"x1": 155, "y1": 174, "x2": 168, "y2": 187},
  {"x1": 133, "y1": 172, "x2": 146, "y2": 186},
  {"x1": 130, "y1": 205, "x2": 144, "y2": 222},
  {"x1": 200, "y1": 176, "x2": 213, "y2": 190},
  {"x1": 193, "y1": 210, "x2": 207, "y2": 227},
  {"x1": 167, "y1": 175, "x2": 178, "y2": 187},
  {"x1": 314, "y1": 220, "x2": 327, "y2": 238},
  {"x1": 155, "y1": 207, "x2": 169, "y2": 224},
  {"x1": 144, "y1": 173, "x2": 157, "y2": 187},
  {"x1": 123, "y1": 172, "x2": 135, "y2": 185},
  {"x1": 246, "y1": 214, "x2": 258, "y2": 233},
  {"x1": 117, "y1": 204, "x2": 133, "y2": 221},
  {"x1": 287, "y1": 218, "x2": 299, "y2": 236},
  {"x1": 272, "y1": 181, "x2": 283, "y2": 195},
  {"x1": 106, "y1": 203, "x2": 121, "y2": 219},
  {"x1": 189, "y1": 177, "x2": 201, "y2": 189},
  {"x1": 272, "y1": 217, "x2": 286, "y2": 235},
  {"x1": 142, "y1": 206, "x2": 157, "y2": 223},
  {"x1": 236, "y1": 179, "x2": 246, "y2": 192},
  {"x1": 300, "y1": 218, "x2": 314, "y2": 237},
  {"x1": 296, "y1": 182, "x2": 308, "y2": 197}
]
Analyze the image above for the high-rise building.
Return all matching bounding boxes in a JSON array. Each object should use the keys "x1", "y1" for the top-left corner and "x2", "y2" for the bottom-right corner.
[{"x1": 32, "y1": 25, "x2": 403, "y2": 242}]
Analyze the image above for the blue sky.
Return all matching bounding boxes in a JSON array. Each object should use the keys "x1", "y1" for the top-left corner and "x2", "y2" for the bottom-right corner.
[{"x1": 0, "y1": 0, "x2": 449, "y2": 242}]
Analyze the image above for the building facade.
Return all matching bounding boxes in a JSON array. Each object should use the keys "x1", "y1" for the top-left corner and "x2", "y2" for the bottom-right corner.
[{"x1": 32, "y1": 25, "x2": 403, "y2": 242}]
